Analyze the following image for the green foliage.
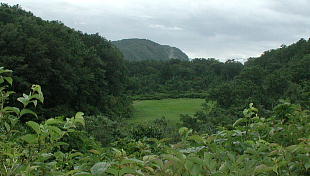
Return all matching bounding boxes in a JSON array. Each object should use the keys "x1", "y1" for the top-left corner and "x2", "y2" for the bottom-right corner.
[
  {"x1": 0, "y1": 4, "x2": 309, "y2": 175},
  {"x1": 93, "y1": 103, "x2": 309, "y2": 176},
  {"x1": 180, "y1": 100, "x2": 235, "y2": 134},
  {"x1": 84, "y1": 115, "x2": 128, "y2": 145},
  {"x1": 0, "y1": 67, "x2": 309, "y2": 175},
  {"x1": 0, "y1": 67, "x2": 104, "y2": 175},
  {"x1": 129, "y1": 117, "x2": 176, "y2": 140},
  {"x1": 126, "y1": 58, "x2": 243, "y2": 96},
  {"x1": 0, "y1": 4, "x2": 131, "y2": 118}
]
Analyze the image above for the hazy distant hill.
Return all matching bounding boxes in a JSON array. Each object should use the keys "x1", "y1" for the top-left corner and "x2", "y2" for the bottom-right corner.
[{"x1": 112, "y1": 39, "x2": 189, "y2": 61}]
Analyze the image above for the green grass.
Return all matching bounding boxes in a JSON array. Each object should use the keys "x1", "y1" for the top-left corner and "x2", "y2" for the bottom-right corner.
[{"x1": 131, "y1": 98, "x2": 205, "y2": 125}]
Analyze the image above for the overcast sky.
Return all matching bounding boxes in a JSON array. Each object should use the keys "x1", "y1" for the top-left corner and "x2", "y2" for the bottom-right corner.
[{"x1": 2, "y1": 0, "x2": 310, "y2": 61}]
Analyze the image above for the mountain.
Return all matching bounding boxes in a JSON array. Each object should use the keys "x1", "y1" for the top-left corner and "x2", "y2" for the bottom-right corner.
[{"x1": 112, "y1": 38, "x2": 189, "y2": 61}]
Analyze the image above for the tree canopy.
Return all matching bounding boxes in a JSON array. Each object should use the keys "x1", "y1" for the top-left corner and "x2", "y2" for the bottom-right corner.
[{"x1": 0, "y1": 4, "x2": 131, "y2": 118}]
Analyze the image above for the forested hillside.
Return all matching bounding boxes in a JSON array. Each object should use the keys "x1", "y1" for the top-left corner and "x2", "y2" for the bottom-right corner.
[
  {"x1": 125, "y1": 39, "x2": 310, "y2": 134},
  {"x1": 207, "y1": 39, "x2": 309, "y2": 112},
  {"x1": 112, "y1": 39, "x2": 189, "y2": 61},
  {"x1": 126, "y1": 39, "x2": 309, "y2": 112},
  {"x1": 0, "y1": 4, "x2": 132, "y2": 118},
  {"x1": 0, "y1": 4, "x2": 309, "y2": 176}
]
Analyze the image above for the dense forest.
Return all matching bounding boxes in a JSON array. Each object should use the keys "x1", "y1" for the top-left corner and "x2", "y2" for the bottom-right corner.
[
  {"x1": 0, "y1": 4, "x2": 309, "y2": 176},
  {"x1": 126, "y1": 58, "x2": 242, "y2": 97},
  {"x1": 0, "y1": 4, "x2": 132, "y2": 118}
]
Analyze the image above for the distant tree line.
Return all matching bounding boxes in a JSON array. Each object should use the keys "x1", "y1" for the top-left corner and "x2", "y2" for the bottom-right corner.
[{"x1": 126, "y1": 58, "x2": 243, "y2": 96}]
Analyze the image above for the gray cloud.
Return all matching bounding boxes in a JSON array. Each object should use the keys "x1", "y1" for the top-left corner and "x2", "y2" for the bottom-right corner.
[{"x1": 1, "y1": 0, "x2": 310, "y2": 61}]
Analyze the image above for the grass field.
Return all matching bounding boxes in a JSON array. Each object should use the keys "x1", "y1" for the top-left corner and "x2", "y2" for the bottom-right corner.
[{"x1": 131, "y1": 98, "x2": 205, "y2": 124}]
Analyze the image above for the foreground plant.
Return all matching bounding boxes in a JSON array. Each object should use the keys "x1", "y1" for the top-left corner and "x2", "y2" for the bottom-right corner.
[
  {"x1": 89, "y1": 102, "x2": 309, "y2": 176},
  {"x1": 0, "y1": 67, "x2": 102, "y2": 175},
  {"x1": 0, "y1": 66, "x2": 309, "y2": 175}
]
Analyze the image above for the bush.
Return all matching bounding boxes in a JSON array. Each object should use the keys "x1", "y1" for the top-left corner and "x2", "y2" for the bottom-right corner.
[
  {"x1": 129, "y1": 117, "x2": 177, "y2": 140},
  {"x1": 85, "y1": 115, "x2": 128, "y2": 145}
]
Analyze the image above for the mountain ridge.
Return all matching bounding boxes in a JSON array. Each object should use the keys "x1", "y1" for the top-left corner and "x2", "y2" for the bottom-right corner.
[{"x1": 112, "y1": 38, "x2": 189, "y2": 61}]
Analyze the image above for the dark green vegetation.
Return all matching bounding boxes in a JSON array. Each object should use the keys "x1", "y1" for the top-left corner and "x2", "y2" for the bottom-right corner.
[
  {"x1": 126, "y1": 41, "x2": 310, "y2": 132},
  {"x1": 112, "y1": 39, "x2": 189, "y2": 61},
  {"x1": 0, "y1": 4, "x2": 132, "y2": 118},
  {"x1": 0, "y1": 69, "x2": 309, "y2": 175},
  {"x1": 0, "y1": 4, "x2": 309, "y2": 176},
  {"x1": 126, "y1": 58, "x2": 242, "y2": 97},
  {"x1": 132, "y1": 98, "x2": 205, "y2": 124}
]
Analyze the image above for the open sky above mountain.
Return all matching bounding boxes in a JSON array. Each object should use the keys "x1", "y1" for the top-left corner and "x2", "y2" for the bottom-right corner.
[{"x1": 2, "y1": 0, "x2": 310, "y2": 61}]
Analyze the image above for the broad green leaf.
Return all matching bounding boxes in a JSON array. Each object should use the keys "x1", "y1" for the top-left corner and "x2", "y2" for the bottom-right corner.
[
  {"x1": 4, "y1": 122, "x2": 10, "y2": 132},
  {"x1": 20, "y1": 134, "x2": 38, "y2": 144},
  {"x1": 161, "y1": 154, "x2": 182, "y2": 163},
  {"x1": 0, "y1": 67, "x2": 12, "y2": 73},
  {"x1": 254, "y1": 164, "x2": 274, "y2": 173},
  {"x1": 286, "y1": 145, "x2": 300, "y2": 152},
  {"x1": 152, "y1": 159, "x2": 164, "y2": 168},
  {"x1": 188, "y1": 156, "x2": 204, "y2": 165},
  {"x1": 189, "y1": 164, "x2": 203, "y2": 175},
  {"x1": 187, "y1": 135, "x2": 206, "y2": 144},
  {"x1": 179, "y1": 127, "x2": 189, "y2": 136},
  {"x1": 305, "y1": 162, "x2": 310, "y2": 170},
  {"x1": 39, "y1": 153, "x2": 53, "y2": 161},
  {"x1": 68, "y1": 152, "x2": 83, "y2": 159},
  {"x1": 179, "y1": 146, "x2": 205, "y2": 153},
  {"x1": 143, "y1": 155, "x2": 158, "y2": 161},
  {"x1": 31, "y1": 85, "x2": 42, "y2": 95},
  {"x1": 54, "y1": 151, "x2": 65, "y2": 160},
  {"x1": 206, "y1": 135, "x2": 216, "y2": 144},
  {"x1": 30, "y1": 94, "x2": 44, "y2": 103},
  {"x1": 74, "y1": 112, "x2": 85, "y2": 126},
  {"x1": 119, "y1": 167, "x2": 137, "y2": 175},
  {"x1": 2, "y1": 106, "x2": 20, "y2": 115},
  {"x1": 106, "y1": 168, "x2": 119, "y2": 175},
  {"x1": 89, "y1": 149, "x2": 100, "y2": 155},
  {"x1": 54, "y1": 142, "x2": 69, "y2": 147},
  {"x1": 184, "y1": 160, "x2": 194, "y2": 171},
  {"x1": 20, "y1": 109, "x2": 37, "y2": 118},
  {"x1": 144, "y1": 166, "x2": 155, "y2": 173},
  {"x1": 46, "y1": 125, "x2": 64, "y2": 140},
  {"x1": 32, "y1": 100, "x2": 37, "y2": 107},
  {"x1": 45, "y1": 118, "x2": 63, "y2": 125},
  {"x1": 4, "y1": 77, "x2": 13, "y2": 85},
  {"x1": 233, "y1": 118, "x2": 248, "y2": 127},
  {"x1": 120, "y1": 158, "x2": 143, "y2": 165},
  {"x1": 26, "y1": 121, "x2": 41, "y2": 134},
  {"x1": 17, "y1": 94, "x2": 30, "y2": 107},
  {"x1": 219, "y1": 162, "x2": 228, "y2": 171},
  {"x1": 91, "y1": 162, "x2": 110, "y2": 175}
]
